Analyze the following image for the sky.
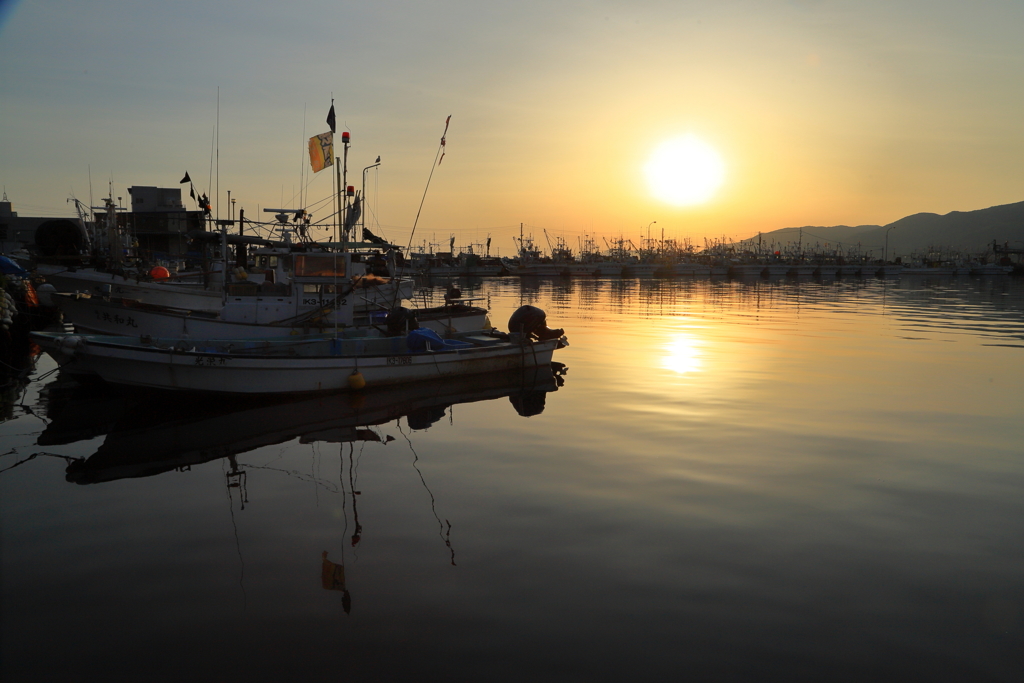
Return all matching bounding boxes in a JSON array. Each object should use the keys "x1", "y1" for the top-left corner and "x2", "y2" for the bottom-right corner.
[{"x1": 1, "y1": 0, "x2": 1022, "y2": 255}]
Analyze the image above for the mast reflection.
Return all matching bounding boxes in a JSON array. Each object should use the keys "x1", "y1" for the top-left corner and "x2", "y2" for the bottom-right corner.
[{"x1": 38, "y1": 363, "x2": 567, "y2": 614}]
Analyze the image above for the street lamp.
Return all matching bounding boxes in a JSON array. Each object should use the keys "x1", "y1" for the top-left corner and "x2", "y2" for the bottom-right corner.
[{"x1": 884, "y1": 226, "x2": 896, "y2": 263}]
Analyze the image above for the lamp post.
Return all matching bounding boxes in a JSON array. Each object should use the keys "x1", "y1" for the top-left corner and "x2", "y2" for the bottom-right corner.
[{"x1": 884, "y1": 226, "x2": 896, "y2": 263}]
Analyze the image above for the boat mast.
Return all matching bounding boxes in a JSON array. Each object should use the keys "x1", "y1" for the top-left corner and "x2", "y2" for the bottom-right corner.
[
  {"x1": 335, "y1": 148, "x2": 342, "y2": 248},
  {"x1": 342, "y1": 131, "x2": 350, "y2": 252}
]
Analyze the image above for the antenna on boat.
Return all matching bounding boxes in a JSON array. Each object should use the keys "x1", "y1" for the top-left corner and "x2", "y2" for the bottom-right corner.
[{"x1": 403, "y1": 115, "x2": 451, "y2": 257}]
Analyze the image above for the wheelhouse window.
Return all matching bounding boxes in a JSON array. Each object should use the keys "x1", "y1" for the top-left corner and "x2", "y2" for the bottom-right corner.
[{"x1": 294, "y1": 254, "x2": 346, "y2": 277}]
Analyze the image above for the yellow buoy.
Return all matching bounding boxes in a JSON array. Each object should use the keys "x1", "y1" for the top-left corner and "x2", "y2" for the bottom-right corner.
[{"x1": 348, "y1": 370, "x2": 366, "y2": 390}]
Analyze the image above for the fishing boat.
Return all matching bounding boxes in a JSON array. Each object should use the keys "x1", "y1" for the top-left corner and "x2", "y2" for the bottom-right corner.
[
  {"x1": 51, "y1": 292, "x2": 489, "y2": 339},
  {"x1": 47, "y1": 248, "x2": 488, "y2": 339},
  {"x1": 32, "y1": 305, "x2": 567, "y2": 395},
  {"x1": 37, "y1": 231, "x2": 413, "y2": 313}
]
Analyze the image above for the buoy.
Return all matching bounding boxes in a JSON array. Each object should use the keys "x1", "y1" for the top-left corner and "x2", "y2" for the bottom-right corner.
[
  {"x1": 150, "y1": 266, "x2": 171, "y2": 280},
  {"x1": 348, "y1": 370, "x2": 366, "y2": 390}
]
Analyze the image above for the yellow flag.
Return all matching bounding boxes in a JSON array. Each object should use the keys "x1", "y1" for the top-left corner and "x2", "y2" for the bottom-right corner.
[{"x1": 308, "y1": 132, "x2": 334, "y2": 173}]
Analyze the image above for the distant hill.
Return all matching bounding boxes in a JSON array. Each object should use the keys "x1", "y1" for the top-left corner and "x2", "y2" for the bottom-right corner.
[{"x1": 739, "y1": 201, "x2": 1024, "y2": 258}]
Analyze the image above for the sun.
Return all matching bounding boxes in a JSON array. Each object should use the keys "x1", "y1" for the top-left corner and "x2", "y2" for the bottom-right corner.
[{"x1": 645, "y1": 135, "x2": 725, "y2": 206}]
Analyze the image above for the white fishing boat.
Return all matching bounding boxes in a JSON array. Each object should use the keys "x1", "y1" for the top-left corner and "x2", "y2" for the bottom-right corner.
[
  {"x1": 52, "y1": 291, "x2": 489, "y2": 339},
  {"x1": 32, "y1": 305, "x2": 567, "y2": 395},
  {"x1": 33, "y1": 329, "x2": 566, "y2": 395},
  {"x1": 36, "y1": 239, "x2": 413, "y2": 314},
  {"x1": 45, "y1": 247, "x2": 441, "y2": 335}
]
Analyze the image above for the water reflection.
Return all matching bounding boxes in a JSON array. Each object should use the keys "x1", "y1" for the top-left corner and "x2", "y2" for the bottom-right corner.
[
  {"x1": 661, "y1": 332, "x2": 703, "y2": 375},
  {"x1": 39, "y1": 363, "x2": 567, "y2": 485},
  {"x1": 4, "y1": 275, "x2": 1023, "y2": 681}
]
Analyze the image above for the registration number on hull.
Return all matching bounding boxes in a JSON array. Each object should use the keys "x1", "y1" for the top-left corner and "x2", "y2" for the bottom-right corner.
[{"x1": 386, "y1": 356, "x2": 412, "y2": 366}]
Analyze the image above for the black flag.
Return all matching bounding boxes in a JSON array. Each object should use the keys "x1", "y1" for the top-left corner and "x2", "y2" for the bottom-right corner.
[
  {"x1": 180, "y1": 171, "x2": 191, "y2": 184},
  {"x1": 189, "y1": 185, "x2": 196, "y2": 200},
  {"x1": 327, "y1": 100, "x2": 336, "y2": 134}
]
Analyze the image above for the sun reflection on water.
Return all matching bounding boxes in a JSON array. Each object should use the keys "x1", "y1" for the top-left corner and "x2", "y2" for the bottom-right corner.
[{"x1": 661, "y1": 332, "x2": 703, "y2": 375}]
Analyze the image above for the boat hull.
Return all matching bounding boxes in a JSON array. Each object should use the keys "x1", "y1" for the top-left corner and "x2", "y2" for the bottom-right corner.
[
  {"x1": 34, "y1": 332, "x2": 564, "y2": 395},
  {"x1": 37, "y1": 264, "x2": 413, "y2": 312},
  {"x1": 54, "y1": 294, "x2": 489, "y2": 339}
]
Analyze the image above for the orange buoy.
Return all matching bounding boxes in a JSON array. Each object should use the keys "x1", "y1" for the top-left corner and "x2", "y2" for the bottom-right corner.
[
  {"x1": 149, "y1": 266, "x2": 171, "y2": 280},
  {"x1": 348, "y1": 370, "x2": 366, "y2": 390}
]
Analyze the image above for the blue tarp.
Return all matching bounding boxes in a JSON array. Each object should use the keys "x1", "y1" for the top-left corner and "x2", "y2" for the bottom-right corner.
[
  {"x1": 406, "y1": 328, "x2": 473, "y2": 352},
  {"x1": 0, "y1": 255, "x2": 29, "y2": 277},
  {"x1": 407, "y1": 328, "x2": 446, "y2": 351}
]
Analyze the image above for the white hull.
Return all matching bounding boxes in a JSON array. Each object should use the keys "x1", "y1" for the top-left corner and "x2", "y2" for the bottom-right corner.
[
  {"x1": 36, "y1": 263, "x2": 413, "y2": 312},
  {"x1": 34, "y1": 332, "x2": 564, "y2": 395},
  {"x1": 38, "y1": 265, "x2": 225, "y2": 310},
  {"x1": 55, "y1": 294, "x2": 489, "y2": 339}
]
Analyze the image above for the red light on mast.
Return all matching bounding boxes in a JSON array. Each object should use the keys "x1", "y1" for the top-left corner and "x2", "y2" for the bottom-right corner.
[{"x1": 341, "y1": 132, "x2": 350, "y2": 143}]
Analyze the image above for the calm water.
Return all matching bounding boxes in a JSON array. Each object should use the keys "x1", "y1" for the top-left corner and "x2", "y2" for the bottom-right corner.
[{"x1": 2, "y1": 275, "x2": 1023, "y2": 682}]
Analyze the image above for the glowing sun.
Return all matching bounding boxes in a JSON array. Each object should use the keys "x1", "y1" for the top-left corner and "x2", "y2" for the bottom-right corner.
[{"x1": 645, "y1": 135, "x2": 725, "y2": 206}]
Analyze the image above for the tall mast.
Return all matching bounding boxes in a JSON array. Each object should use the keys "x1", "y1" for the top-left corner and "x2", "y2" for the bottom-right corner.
[
  {"x1": 341, "y1": 131, "x2": 351, "y2": 251},
  {"x1": 334, "y1": 153, "x2": 342, "y2": 246}
]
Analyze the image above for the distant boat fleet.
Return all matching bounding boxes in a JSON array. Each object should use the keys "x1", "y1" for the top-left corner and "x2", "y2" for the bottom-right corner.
[{"x1": 403, "y1": 223, "x2": 1017, "y2": 280}]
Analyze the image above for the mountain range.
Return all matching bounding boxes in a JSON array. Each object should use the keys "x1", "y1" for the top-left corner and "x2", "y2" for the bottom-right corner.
[{"x1": 737, "y1": 201, "x2": 1024, "y2": 258}]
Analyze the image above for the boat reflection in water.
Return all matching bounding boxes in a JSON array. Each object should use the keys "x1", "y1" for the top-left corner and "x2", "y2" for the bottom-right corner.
[
  {"x1": 41, "y1": 362, "x2": 566, "y2": 485},
  {"x1": 39, "y1": 362, "x2": 565, "y2": 614}
]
